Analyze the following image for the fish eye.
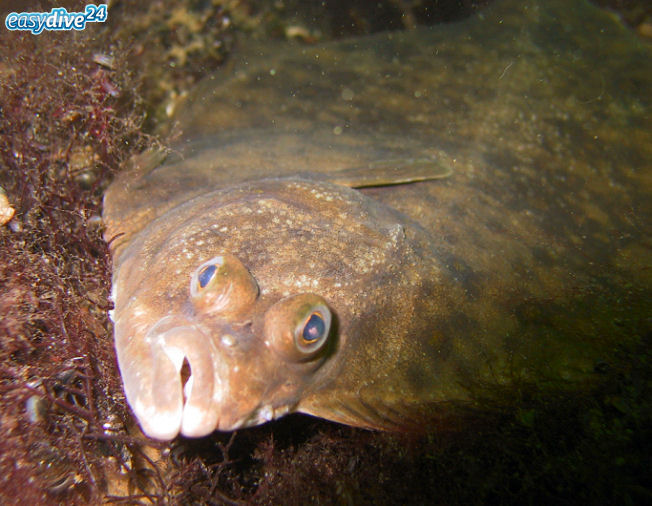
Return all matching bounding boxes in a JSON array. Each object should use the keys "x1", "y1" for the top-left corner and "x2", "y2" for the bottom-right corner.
[
  {"x1": 264, "y1": 294, "x2": 332, "y2": 362},
  {"x1": 190, "y1": 254, "x2": 258, "y2": 318},
  {"x1": 197, "y1": 264, "x2": 217, "y2": 288},
  {"x1": 191, "y1": 256, "x2": 227, "y2": 297},
  {"x1": 299, "y1": 312, "x2": 327, "y2": 344}
]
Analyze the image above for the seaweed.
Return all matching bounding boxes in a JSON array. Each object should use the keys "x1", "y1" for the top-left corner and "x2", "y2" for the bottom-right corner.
[{"x1": 0, "y1": 21, "x2": 147, "y2": 506}]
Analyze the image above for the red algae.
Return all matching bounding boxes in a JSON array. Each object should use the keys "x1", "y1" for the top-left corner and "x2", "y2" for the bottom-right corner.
[{"x1": 0, "y1": 25, "x2": 147, "y2": 503}]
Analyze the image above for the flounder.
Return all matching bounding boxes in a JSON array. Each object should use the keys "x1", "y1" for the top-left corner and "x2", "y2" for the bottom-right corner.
[{"x1": 103, "y1": 0, "x2": 651, "y2": 440}]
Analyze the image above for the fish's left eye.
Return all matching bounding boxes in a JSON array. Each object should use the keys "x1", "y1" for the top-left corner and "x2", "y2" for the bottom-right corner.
[
  {"x1": 190, "y1": 254, "x2": 258, "y2": 318},
  {"x1": 197, "y1": 264, "x2": 217, "y2": 288}
]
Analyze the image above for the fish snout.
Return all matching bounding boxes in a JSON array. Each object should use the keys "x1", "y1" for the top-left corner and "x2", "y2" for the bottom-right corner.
[
  {"x1": 122, "y1": 317, "x2": 225, "y2": 439},
  {"x1": 118, "y1": 253, "x2": 265, "y2": 440}
]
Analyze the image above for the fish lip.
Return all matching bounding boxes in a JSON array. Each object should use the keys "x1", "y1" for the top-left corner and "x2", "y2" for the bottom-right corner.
[{"x1": 127, "y1": 316, "x2": 226, "y2": 439}]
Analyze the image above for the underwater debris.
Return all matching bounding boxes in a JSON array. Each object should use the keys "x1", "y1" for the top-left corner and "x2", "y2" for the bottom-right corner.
[{"x1": 0, "y1": 186, "x2": 15, "y2": 226}]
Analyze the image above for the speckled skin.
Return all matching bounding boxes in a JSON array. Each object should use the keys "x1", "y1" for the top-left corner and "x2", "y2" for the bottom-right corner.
[{"x1": 104, "y1": 0, "x2": 650, "y2": 439}]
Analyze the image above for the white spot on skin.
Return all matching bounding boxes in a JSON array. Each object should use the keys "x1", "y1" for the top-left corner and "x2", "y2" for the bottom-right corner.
[
  {"x1": 341, "y1": 87, "x2": 354, "y2": 101},
  {"x1": 259, "y1": 405, "x2": 274, "y2": 421}
]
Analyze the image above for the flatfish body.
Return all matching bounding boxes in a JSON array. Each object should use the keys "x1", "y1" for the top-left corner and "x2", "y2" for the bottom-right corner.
[{"x1": 103, "y1": 0, "x2": 651, "y2": 439}]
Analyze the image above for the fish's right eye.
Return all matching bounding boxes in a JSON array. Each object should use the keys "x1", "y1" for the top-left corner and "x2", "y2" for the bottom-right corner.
[
  {"x1": 301, "y1": 312, "x2": 327, "y2": 344},
  {"x1": 263, "y1": 294, "x2": 333, "y2": 362},
  {"x1": 190, "y1": 254, "x2": 258, "y2": 318}
]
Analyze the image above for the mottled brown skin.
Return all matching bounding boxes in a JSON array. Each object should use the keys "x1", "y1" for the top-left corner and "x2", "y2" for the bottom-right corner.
[
  {"x1": 106, "y1": 176, "x2": 447, "y2": 438},
  {"x1": 104, "y1": 0, "x2": 650, "y2": 439}
]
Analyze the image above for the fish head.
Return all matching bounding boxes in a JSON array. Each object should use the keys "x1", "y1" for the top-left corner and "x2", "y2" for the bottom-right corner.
[
  {"x1": 114, "y1": 253, "x2": 334, "y2": 439},
  {"x1": 109, "y1": 178, "x2": 432, "y2": 440}
]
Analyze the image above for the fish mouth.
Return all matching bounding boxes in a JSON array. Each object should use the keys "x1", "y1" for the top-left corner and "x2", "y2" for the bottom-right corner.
[{"x1": 123, "y1": 317, "x2": 225, "y2": 439}]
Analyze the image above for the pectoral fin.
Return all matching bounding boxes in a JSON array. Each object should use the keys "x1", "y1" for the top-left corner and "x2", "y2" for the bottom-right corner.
[{"x1": 320, "y1": 157, "x2": 452, "y2": 188}]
